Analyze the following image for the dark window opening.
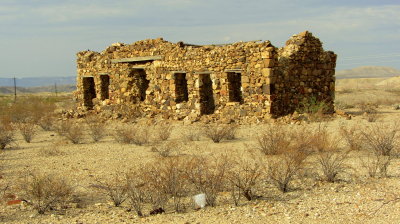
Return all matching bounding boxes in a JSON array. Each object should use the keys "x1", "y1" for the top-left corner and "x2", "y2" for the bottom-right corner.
[
  {"x1": 199, "y1": 74, "x2": 215, "y2": 115},
  {"x1": 99, "y1": 74, "x2": 110, "y2": 100},
  {"x1": 127, "y1": 69, "x2": 150, "y2": 102},
  {"x1": 227, "y1": 72, "x2": 242, "y2": 102},
  {"x1": 82, "y1": 77, "x2": 96, "y2": 109},
  {"x1": 174, "y1": 73, "x2": 188, "y2": 103}
]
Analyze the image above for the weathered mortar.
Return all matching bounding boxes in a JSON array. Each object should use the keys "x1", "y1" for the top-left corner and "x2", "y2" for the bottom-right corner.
[{"x1": 75, "y1": 31, "x2": 336, "y2": 123}]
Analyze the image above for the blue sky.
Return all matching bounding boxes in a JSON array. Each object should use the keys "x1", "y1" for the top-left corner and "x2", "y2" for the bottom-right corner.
[{"x1": 0, "y1": 0, "x2": 399, "y2": 77}]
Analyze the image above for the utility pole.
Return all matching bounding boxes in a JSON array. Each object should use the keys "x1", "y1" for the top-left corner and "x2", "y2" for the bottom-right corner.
[
  {"x1": 55, "y1": 82, "x2": 58, "y2": 97},
  {"x1": 13, "y1": 77, "x2": 17, "y2": 102}
]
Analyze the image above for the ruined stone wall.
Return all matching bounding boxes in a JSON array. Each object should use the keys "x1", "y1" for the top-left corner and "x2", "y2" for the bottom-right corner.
[{"x1": 75, "y1": 31, "x2": 336, "y2": 123}]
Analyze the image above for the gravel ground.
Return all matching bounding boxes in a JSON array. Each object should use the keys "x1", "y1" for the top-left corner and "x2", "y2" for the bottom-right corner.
[{"x1": 1, "y1": 108, "x2": 400, "y2": 224}]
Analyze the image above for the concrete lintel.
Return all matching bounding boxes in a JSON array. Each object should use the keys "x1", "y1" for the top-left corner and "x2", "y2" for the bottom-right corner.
[
  {"x1": 194, "y1": 71, "x2": 212, "y2": 74},
  {"x1": 225, "y1": 69, "x2": 242, "y2": 73},
  {"x1": 98, "y1": 73, "x2": 109, "y2": 76},
  {"x1": 82, "y1": 75, "x2": 94, "y2": 78},
  {"x1": 111, "y1": 55, "x2": 162, "y2": 63},
  {"x1": 170, "y1": 71, "x2": 186, "y2": 74},
  {"x1": 131, "y1": 66, "x2": 146, "y2": 70}
]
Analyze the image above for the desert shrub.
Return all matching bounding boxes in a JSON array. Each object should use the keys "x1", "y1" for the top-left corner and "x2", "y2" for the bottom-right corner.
[
  {"x1": 360, "y1": 123, "x2": 399, "y2": 177},
  {"x1": 358, "y1": 103, "x2": 379, "y2": 122},
  {"x1": 224, "y1": 124, "x2": 239, "y2": 140},
  {"x1": 17, "y1": 122, "x2": 37, "y2": 143},
  {"x1": 38, "y1": 142, "x2": 65, "y2": 157},
  {"x1": 316, "y1": 148, "x2": 350, "y2": 182},
  {"x1": 92, "y1": 175, "x2": 128, "y2": 207},
  {"x1": 6, "y1": 96, "x2": 56, "y2": 124},
  {"x1": 85, "y1": 116, "x2": 107, "y2": 142},
  {"x1": 227, "y1": 152, "x2": 264, "y2": 205},
  {"x1": 361, "y1": 123, "x2": 399, "y2": 157},
  {"x1": 144, "y1": 157, "x2": 189, "y2": 212},
  {"x1": 361, "y1": 153, "x2": 391, "y2": 178},
  {"x1": 151, "y1": 140, "x2": 184, "y2": 157},
  {"x1": 268, "y1": 147, "x2": 308, "y2": 193},
  {"x1": 296, "y1": 96, "x2": 330, "y2": 121},
  {"x1": 38, "y1": 115, "x2": 55, "y2": 131},
  {"x1": 113, "y1": 123, "x2": 151, "y2": 145},
  {"x1": 340, "y1": 125, "x2": 363, "y2": 151},
  {"x1": 183, "y1": 126, "x2": 201, "y2": 141},
  {"x1": 125, "y1": 171, "x2": 147, "y2": 217},
  {"x1": 154, "y1": 122, "x2": 173, "y2": 142},
  {"x1": 0, "y1": 122, "x2": 15, "y2": 150},
  {"x1": 185, "y1": 155, "x2": 230, "y2": 206},
  {"x1": 256, "y1": 124, "x2": 290, "y2": 155},
  {"x1": 203, "y1": 124, "x2": 231, "y2": 143},
  {"x1": 22, "y1": 173, "x2": 74, "y2": 214},
  {"x1": 56, "y1": 120, "x2": 84, "y2": 144}
]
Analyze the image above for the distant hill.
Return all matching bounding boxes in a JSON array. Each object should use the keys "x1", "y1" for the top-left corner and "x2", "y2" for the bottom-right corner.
[
  {"x1": 0, "y1": 76, "x2": 76, "y2": 87},
  {"x1": 336, "y1": 66, "x2": 400, "y2": 79},
  {"x1": 0, "y1": 84, "x2": 75, "y2": 94}
]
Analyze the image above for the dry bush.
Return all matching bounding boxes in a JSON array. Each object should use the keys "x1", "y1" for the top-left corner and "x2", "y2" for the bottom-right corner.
[
  {"x1": 56, "y1": 121, "x2": 84, "y2": 144},
  {"x1": 224, "y1": 124, "x2": 239, "y2": 140},
  {"x1": 17, "y1": 122, "x2": 37, "y2": 143},
  {"x1": 361, "y1": 123, "x2": 398, "y2": 157},
  {"x1": 144, "y1": 157, "x2": 190, "y2": 212},
  {"x1": 0, "y1": 122, "x2": 15, "y2": 150},
  {"x1": 6, "y1": 96, "x2": 56, "y2": 124},
  {"x1": 256, "y1": 124, "x2": 290, "y2": 155},
  {"x1": 361, "y1": 153, "x2": 391, "y2": 178},
  {"x1": 360, "y1": 123, "x2": 399, "y2": 177},
  {"x1": 113, "y1": 123, "x2": 151, "y2": 145},
  {"x1": 268, "y1": 147, "x2": 308, "y2": 193},
  {"x1": 316, "y1": 148, "x2": 350, "y2": 182},
  {"x1": 125, "y1": 170, "x2": 147, "y2": 217},
  {"x1": 92, "y1": 175, "x2": 128, "y2": 207},
  {"x1": 185, "y1": 155, "x2": 230, "y2": 206},
  {"x1": 85, "y1": 116, "x2": 107, "y2": 142},
  {"x1": 183, "y1": 126, "x2": 201, "y2": 141},
  {"x1": 151, "y1": 140, "x2": 184, "y2": 157},
  {"x1": 22, "y1": 173, "x2": 74, "y2": 214},
  {"x1": 38, "y1": 142, "x2": 65, "y2": 157},
  {"x1": 38, "y1": 115, "x2": 55, "y2": 131},
  {"x1": 203, "y1": 124, "x2": 229, "y2": 143},
  {"x1": 154, "y1": 122, "x2": 173, "y2": 142},
  {"x1": 358, "y1": 103, "x2": 379, "y2": 122},
  {"x1": 227, "y1": 152, "x2": 264, "y2": 205},
  {"x1": 340, "y1": 125, "x2": 363, "y2": 151}
]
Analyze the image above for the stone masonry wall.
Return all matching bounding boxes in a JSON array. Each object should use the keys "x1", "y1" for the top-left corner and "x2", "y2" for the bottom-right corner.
[{"x1": 75, "y1": 31, "x2": 336, "y2": 123}]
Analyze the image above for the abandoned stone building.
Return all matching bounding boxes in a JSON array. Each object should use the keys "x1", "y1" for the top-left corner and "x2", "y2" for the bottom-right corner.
[{"x1": 75, "y1": 31, "x2": 336, "y2": 122}]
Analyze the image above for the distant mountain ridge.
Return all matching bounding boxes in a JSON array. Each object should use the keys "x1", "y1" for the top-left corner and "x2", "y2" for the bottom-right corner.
[
  {"x1": 0, "y1": 76, "x2": 76, "y2": 87},
  {"x1": 336, "y1": 66, "x2": 400, "y2": 79}
]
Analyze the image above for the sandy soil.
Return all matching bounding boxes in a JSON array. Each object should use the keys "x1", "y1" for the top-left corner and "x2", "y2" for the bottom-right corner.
[{"x1": 1, "y1": 90, "x2": 400, "y2": 223}]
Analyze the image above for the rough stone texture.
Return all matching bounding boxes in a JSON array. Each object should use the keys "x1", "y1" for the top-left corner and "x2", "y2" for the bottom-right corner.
[{"x1": 75, "y1": 31, "x2": 336, "y2": 123}]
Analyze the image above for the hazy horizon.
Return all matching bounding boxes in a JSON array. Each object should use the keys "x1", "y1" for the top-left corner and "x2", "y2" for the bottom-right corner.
[{"x1": 1, "y1": 0, "x2": 399, "y2": 78}]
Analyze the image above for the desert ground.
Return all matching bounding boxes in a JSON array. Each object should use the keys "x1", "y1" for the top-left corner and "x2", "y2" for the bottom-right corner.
[{"x1": 1, "y1": 78, "x2": 400, "y2": 224}]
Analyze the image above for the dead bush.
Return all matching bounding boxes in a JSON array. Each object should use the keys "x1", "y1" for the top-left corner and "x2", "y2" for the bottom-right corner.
[
  {"x1": 92, "y1": 175, "x2": 128, "y2": 207},
  {"x1": 151, "y1": 140, "x2": 184, "y2": 157},
  {"x1": 256, "y1": 124, "x2": 290, "y2": 155},
  {"x1": 144, "y1": 157, "x2": 189, "y2": 212},
  {"x1": 38, "y1": 115, "x2": 55, "y2": 131},
  {"x1": 185, "y1": 155, "x2": 230, "y2": 206},
  {"x1": 7, "y1": 96, "x2": 56, "y2": 124},
  {"x1": 113, "y1": 124, "x2": 151, "y2": 145},
  {"x1": 0, "y1": 122, "x2": 15, "y2": 150},
  {"x1": 224, "y1": 124, "x2": 239, "y2": 140},
  {"x1": 85, "y1": 116, "x2": 107, "y2": 142},
  {"x1": 361, "y1": 153, "x2": 391, "y2": 178},
  {"x1": 316, "y1": 148, "x2": 350, "y2": 182},
  {"x1": 183, "y1": 126, "x2": 201, "y2": 141},
  {"x1": 340, "y1": 125, "x2": 363, "y2": 151},
  {"x1": 203, "y1": 124, "x2": 229, "y2": 143},
  {"x1": 361, "y1": 123, "x2": 399, "y2": 157},
  {"x1": 38, "y1": 142, "x2": 65, "y2": 157},
  {"x1": 22, "y1": 173, "x2": 74, "y2": 214},
  {"x1": 125, "y1": 171, "x2": 147, "y2": 217},
  {"x1": 227, "y1": 152, "x2": 264, "y2": 205},
  {"x1": 268, "y1": 147, "x2": 308, "y2": 193},
  {"x1": 56, "y1": 121, "x2": 84, "y2": 144},
  {"x1": 154, "y1": 122, "x2": 173, "y2": 142},
  {"x1": 17, "y1": 122, "x2": 37, "y2": 143}
]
